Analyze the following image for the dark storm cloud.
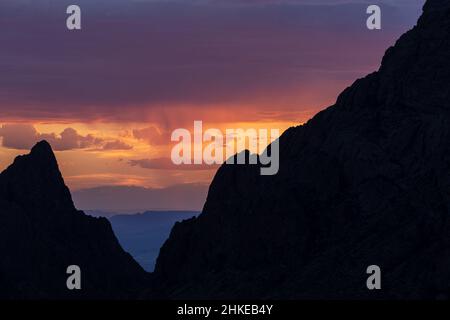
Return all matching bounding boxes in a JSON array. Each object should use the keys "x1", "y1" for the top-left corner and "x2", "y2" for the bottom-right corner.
[{"x1": 0, "y1": 0, "x2": 424, "y2": 121}]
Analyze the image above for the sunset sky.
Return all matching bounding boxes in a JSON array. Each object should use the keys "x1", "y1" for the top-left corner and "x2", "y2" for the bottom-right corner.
[{"x1": 0, "y1": 0, "x2": 424, "y2": 212}]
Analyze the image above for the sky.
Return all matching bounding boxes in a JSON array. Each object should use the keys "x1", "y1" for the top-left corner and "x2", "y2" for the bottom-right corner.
[{"x1": 0, "y1": 0, "x2": 425, "y2": 212}]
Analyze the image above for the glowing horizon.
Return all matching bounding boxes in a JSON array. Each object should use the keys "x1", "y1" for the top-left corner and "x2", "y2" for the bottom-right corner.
[{"x1": 0, "y1": 0, "x2": 425, "y2": 209}]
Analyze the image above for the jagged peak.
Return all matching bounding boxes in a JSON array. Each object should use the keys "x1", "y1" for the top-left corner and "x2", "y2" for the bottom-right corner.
[
  {"x1": 0, "y1": 140, "x2": 74, "y2": 212},
  {"x1": 28, "y1": 140, "x2": 58, "y2": 164},
  {"x1": 30, "y1": 140, "x2": 53, "y2": 155},
  {"x1": 6, "y1": 140, "x2": 59, "y2": 174}
]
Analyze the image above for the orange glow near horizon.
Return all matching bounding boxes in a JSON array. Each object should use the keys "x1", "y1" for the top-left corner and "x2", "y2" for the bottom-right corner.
[{"x1": 0, "y1": 104, "x2": 310, "y2": 191}]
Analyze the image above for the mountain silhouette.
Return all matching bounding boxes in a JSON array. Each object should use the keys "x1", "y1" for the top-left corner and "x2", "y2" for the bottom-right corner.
[
  {"x1": 1, "y1": 0, "x2": 449, "y2": 300},
  {"x1": 0, "y1": 141, "x2": 148, "y2": 299},
  {"x1": 153, "y1": 0, "x2": 450, "y2": 299}
]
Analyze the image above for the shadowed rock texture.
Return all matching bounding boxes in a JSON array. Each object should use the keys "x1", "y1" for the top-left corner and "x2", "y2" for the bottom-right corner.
[
  {"x1": 1, "y1": 0, "x2": 449, "y2": 300},
  {"x1": 0, "y1": 141, "x2": 148, "y2": 299},
  {"x1": 154, "y1": 0, "x2": 450, "y2": 299}
]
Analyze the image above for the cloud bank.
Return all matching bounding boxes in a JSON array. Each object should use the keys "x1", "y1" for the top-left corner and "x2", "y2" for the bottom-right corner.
[
  {"x1": 0, "y1": 124, "x2": 132, "y2": 151},
  {"x1": 0, "y1": 0, "x2": 424, "y2": 124}
]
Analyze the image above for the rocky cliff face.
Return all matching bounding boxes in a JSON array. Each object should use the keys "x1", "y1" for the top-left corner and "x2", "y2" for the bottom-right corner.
[
  {"x1": 154, "y1": 0, "x2": 450, "y2": 299},
  {"x1": 0, "y1": 141, "x2": 148, "y2": 299}
]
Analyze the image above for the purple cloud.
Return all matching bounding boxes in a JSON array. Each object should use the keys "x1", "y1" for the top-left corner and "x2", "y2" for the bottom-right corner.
[{"x1": 0, "y1": 0, "x2": 424, "y2": 122}]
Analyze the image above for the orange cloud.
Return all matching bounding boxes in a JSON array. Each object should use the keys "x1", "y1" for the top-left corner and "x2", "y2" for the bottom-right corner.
[
  {"x1": 102, "y1": 140, "x2": 134, "y2": 151},
  {"x1": 128, "y1": 158, "x2": 219, "y2": 171},
  {"x1": 132, "y1": 126, "x2": 168, "y2": 146},
  {"x1": 0, "y1": 124, "x2": 132, "y2": 151}
]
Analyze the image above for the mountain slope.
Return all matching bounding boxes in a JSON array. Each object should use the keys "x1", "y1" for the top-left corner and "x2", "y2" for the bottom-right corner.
[
  {"x1": 154, "y1": 0, "x2": 450, "y2": 299},
  {"x1": 0, "y1": 141, "x2": 148, "y2": 299}
]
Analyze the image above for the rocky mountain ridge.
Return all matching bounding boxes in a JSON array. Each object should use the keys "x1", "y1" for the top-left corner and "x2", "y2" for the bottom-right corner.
[
  {"x1": 0, "y1": 141, "x2": 148, "y2": 299},
  {"x1": 153, "y1": 0, "x2": 450, "y2": 299}
]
